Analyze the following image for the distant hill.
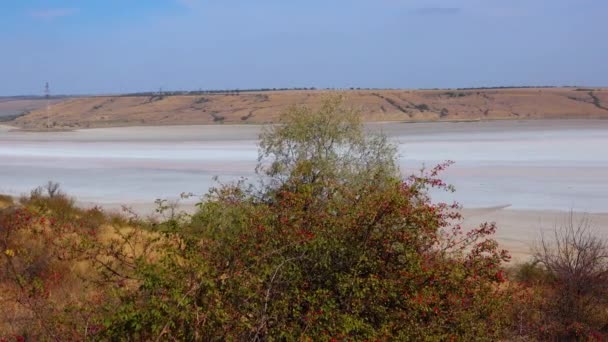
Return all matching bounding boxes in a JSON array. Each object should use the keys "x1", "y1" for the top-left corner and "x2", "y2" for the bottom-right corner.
[
  {"x1": 0, "y1": 97, "x2": 67, "y2": 122},
  {"x1": 8, "y1": 88, "x2": 608, "y2": 129}
]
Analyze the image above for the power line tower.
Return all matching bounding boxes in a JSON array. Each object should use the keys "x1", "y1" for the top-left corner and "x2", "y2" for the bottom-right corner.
[{"x1": 45, "y1": 82, "x2": 50, "y2": 130}]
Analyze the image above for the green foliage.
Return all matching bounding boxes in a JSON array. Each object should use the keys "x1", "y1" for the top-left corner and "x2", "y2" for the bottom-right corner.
[
  {"x1": 257, "y1": 95, "x2": 398, "y2": 189},
  {"x1": 1, "y1": 97, "x2": 515, "y2": 340},
  {"x1": 510, "y1": 261, "x2": 551, "y2": 285},
  {"x1": 103, "y1": 97, "x2": 511, "y2": 340}
]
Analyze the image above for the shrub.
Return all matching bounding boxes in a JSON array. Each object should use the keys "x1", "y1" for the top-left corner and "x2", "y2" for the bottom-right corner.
[
  {"x1": 241, "y1": 112, "x2": 254, "y2": 121},
  {"x1": 415, "y1": 103, "x2": 430, "y2": 111},
  {"x1": 509, "y1": 213, "x2": 608, "y2": 340},
  {"x1": 536, "y1": 214, "x2": 608, "y2": 338},
  {"x1": 0, "y1": 187, "x2": 166, "y2": 339},
  {"x1": 510, "y1": 261, "x2": 551, "y2": 285},
  {"x1": 210, "y1": 112, "x2": 225, "y2": 123},
  {"x1": 1, "y1": 97, "x2": 513, "y2": 340},
  {"x1": 193, "y1": 97, "x2": 209, "y2": 104},
  {"x1": 100, "y1": 97, "x2": 512, "y2": 340},
  {"x1": 0, "y1": 197, "x2": 103, "y2": 338}
]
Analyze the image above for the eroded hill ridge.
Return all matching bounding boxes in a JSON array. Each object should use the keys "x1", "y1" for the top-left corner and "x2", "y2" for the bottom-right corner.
[{"x1": 10, "y1": 88, "x2": 608, "y2": 129}]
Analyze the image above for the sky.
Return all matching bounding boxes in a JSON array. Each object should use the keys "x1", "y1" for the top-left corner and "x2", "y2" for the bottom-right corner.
[{"x1": 1, "y1": 0, "x2": 607, "y2": 95}]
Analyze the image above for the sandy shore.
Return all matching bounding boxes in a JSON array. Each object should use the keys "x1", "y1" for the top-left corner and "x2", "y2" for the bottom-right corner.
[{"x1": 462, "y1": 207, "x2": 608, "y2": 261}]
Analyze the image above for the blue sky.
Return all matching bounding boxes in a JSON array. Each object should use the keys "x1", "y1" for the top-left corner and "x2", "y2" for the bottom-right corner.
[{"x1": 1, "y1": 0, "x2": 606, "y2": 95}]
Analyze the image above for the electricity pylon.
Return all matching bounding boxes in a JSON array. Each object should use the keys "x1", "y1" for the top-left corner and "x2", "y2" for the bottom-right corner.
[{"x1": 45, "y1": 82, "x2": 50, "y2": 130}]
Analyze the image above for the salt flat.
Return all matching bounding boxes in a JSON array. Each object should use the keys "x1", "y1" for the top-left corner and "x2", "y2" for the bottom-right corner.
[{"x1": 1, "y1": 120, "x2": 607, "y2": 258}]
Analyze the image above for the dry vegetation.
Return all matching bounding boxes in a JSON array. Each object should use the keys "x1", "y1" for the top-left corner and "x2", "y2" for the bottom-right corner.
[{"x1": 10, "y1": 88, "x2": 608, "y2": 130}]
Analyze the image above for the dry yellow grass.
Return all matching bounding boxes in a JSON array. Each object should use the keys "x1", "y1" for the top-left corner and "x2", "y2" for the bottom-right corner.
[
  {"x1": 11, "y1": 88, "x2": 608, "y2": 130},
  {"x1": 0, "y1": 194, "x2": 13, "y2": 209},
  {"x1": 0, "y1": 198, "x2": 169, "y2": 335}
]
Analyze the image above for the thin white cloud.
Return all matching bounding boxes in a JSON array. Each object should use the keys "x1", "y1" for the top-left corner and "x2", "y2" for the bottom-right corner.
[{"x1": 29, "y1": 8, "x2": 79, "y2": 19}]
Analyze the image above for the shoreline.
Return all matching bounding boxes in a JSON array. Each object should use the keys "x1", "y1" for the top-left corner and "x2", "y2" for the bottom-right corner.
[
  {"x1": 462, "y1": 207, "x2": 608, "y2": 261},
  {"x1": 4, "y1": 116, "x2": 608, "y2": 133}
]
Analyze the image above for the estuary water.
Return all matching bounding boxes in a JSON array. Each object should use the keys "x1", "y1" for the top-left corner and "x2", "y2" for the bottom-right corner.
[{"x1": 1, "y1": 120, "x2": 607, "y2": 213}]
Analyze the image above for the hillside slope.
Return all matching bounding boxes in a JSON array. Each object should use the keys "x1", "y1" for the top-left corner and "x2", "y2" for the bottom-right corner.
[
  {"x1": 11, "y1": 88, "x2": 608, "y2": 129},
  {"x1": 0, "y1": 97, "x2": 65, "y2": 121}
]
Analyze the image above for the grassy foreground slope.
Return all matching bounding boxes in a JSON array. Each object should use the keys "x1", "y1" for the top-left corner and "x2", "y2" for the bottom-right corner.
[{"x1": 11, "y1": 87, "x2": 608, "y2": 129}]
